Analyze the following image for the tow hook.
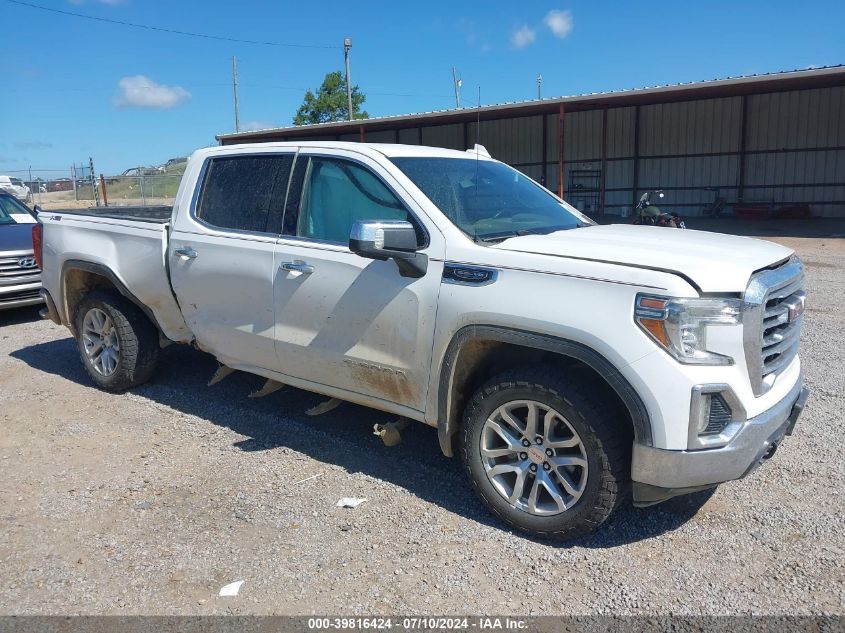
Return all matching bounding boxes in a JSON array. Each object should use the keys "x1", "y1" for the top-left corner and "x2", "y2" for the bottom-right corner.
[{"x1": 762, "y1": 441, "x2": 779, "y2": 461}]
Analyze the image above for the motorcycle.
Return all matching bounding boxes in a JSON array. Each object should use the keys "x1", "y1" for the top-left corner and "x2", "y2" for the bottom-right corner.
[{"x1": 632, "y1": 190, "x2": 686, "y2": 229}]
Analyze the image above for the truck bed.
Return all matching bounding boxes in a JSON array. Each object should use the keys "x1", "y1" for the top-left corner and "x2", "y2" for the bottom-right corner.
[
  {"x1": 44, "y1": 205, "x2": 172, "y2": 224},
  {"x1": 37, "y1": 204, "x2": 193, "y2": 343}
]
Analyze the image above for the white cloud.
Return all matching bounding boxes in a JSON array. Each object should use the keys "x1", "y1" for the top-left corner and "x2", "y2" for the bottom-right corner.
[
  {"x1": 510, "y1": 24, "x2": 536, "y2": 48},
  {"x1": 113, "y1": 75, "x2": 191, "y2": 109},
  {"x1": 241, "y1": 121, "x2": 275, "y2": 132},
  {"x1": 544, "y1": 9, "x2": 574, "y2": 39}
]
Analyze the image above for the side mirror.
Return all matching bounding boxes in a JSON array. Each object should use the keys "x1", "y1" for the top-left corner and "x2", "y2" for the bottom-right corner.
[{"x1": 349, "y1": 220, "x2": 427, "y2": 278}]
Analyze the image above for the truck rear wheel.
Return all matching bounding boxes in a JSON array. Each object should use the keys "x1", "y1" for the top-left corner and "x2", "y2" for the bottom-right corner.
[
  {"x1": 460, "y1": 367, "x2": 630, "y2": 540},
  {"x1": 74, "y1": 290, "x2": 159, "y2": 392}
]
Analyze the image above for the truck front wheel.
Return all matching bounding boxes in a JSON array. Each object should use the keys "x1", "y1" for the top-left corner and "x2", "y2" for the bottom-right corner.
[
  {"x1": 74, "y1": 290, "x2": 159, "y2": 392},
  {"x1": 460, "y1": 368, "x2": 630, "y2": 540}
]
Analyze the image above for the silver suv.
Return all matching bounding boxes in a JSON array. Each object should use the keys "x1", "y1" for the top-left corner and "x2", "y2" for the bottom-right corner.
[{"x1": 0, "y1": 176, "x2": 32, "y2": 202}]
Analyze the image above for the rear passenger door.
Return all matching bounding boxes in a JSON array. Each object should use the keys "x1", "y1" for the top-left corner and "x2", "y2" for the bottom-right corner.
[
  {"x1": 170, "y1": 152, "x2": 293, "y2": 370},
  {"x1": 272, "y1": 150, "x2": 444, "y2": 413}
]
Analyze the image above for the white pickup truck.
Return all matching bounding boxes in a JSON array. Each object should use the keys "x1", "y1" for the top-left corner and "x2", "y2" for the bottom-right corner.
[{"x1": 35, "y1": 142, "x2": 808, "y2": 539}]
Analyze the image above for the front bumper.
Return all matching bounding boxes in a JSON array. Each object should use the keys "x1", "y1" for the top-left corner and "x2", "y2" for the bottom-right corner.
[
  {"x1": 0, "y1": 281, "x2": 43, "y2": 310},
  {"x1": 631, "y1": 379, "x2": 808, "y2": 506}
]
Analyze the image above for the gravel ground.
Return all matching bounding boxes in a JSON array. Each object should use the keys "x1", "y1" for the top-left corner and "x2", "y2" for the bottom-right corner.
[{"x1": 0, "y1": 232, "x2": 842, "y2": 616}]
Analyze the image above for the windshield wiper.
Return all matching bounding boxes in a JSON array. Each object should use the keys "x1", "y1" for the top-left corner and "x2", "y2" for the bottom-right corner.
[
  {"x1": 474, "y1": 226, "x2": 578, "y2": 243},
  {"x1": 473, "y1": 230, "x2": 524, "y2": 243}
]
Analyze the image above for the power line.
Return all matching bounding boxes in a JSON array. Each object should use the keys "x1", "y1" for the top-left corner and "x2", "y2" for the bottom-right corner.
[{"x1": 4, "y1": 0, "x2": 338, "y2": 49}]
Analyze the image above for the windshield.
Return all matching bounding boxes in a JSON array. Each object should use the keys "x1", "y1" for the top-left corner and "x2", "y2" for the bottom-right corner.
[
  {"x1": 391, "y1": 157, "x2": 592, "y2": 241},
  {"x1": 0, "y1": 195, "x2": 34, "y2": 225}
]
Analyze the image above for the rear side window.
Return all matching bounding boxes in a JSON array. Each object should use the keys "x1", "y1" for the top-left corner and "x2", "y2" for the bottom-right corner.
[{"x1": 196, "y1": 154, "x2": 293, "y2": 233}]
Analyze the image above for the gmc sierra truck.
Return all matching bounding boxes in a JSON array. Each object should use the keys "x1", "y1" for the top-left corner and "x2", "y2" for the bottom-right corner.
[{"x1": 34, "y1": 142, "x2": 809, "y2": 540}]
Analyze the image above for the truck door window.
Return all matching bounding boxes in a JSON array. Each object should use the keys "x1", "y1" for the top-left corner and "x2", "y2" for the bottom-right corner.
[
  {"x1": 196, "y1": 154, "x2": 293, "y2": 234},
  {"x1": 288, "y1": 157, "x2": 412, "y2": 244}
]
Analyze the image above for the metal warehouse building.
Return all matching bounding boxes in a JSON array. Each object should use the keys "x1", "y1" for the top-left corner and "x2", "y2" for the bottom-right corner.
[{"x1": 218, "y1": 66, "x2": 845, "y2": 218}]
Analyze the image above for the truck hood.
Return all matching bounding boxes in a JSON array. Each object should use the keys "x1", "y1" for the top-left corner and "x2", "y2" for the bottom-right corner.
[
  {"x1": 0, "y1": 223, "x2": 35, "y2": 254},
  {"x1": 490, "y1": 224, "x2": 793, "y2": 293}
]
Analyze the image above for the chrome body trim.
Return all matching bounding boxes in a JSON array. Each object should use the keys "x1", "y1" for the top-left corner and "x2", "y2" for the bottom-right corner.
[
  {"x1": 687, "y1": 384, "x2": 747, "y2": 450},
  {"x1": 442, "y1": 263, "x2": 499, "y2": 286},
  {"x1": 743, "y1": 257, "x2": 804, "y2": 396},
  {"x1": 349, "y1": 220, "x2": 415, "y2": 243}
]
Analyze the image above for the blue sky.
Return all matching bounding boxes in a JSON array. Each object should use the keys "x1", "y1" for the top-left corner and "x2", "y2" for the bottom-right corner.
[{"x1": 2, "y1": 0, "x2": 844, "y2": 176}]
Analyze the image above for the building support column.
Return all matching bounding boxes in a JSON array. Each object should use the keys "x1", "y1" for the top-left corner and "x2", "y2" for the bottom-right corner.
[
  {"x1": 600, "y1": 108, "x2": 608, "y2": 218},
  {"x1": 359, "y1": 125, "x2": 365, "y2": 142},
  {"x1": 632, "y1": 105, "x2": 640, "y2": 210},
  {"x1": 541, "y1": 114, "x2": 548, "y2": 187},
  {"x1": 738, "y1": 95, "x2": 748, "y2": 203},
  {"x1": 557, "y1": 104, "x2": 566, "y2": 198}
]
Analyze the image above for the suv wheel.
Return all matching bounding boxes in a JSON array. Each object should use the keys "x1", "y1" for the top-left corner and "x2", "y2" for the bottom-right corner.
[
  {"x1": 74, "y1": 290, "x2": 159, "y2": 392},
  {"x1": 460, "y1": 367, "x2": 630, "y2": 540}
]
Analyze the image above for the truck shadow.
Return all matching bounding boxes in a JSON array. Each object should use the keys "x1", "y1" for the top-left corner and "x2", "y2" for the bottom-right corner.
[
  {"x1": 11, "y1": 338, "x2": 713, "y2": 548},
  {"x1": 0, "y1": 305, "x2": 43, "y2": 327}
]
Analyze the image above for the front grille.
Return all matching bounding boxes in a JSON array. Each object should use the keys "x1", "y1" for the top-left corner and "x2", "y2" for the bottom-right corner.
[
  {"x1": 0, "y1": 288, "x2": 41, "y2": 305},
  {"x1": 0, "y1": 255, "x2": 40, "y2": 280},
  {"x1": 743, "y1": 258, "x2": 804, "y2": 396}
]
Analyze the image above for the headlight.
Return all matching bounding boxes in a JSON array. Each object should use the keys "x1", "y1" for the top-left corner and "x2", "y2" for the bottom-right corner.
[{"x1": 634, "y1": 294, "x2": 743, "y2": 365}]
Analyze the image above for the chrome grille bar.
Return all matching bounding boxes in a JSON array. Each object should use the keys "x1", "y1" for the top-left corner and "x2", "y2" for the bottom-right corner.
[
  {"x1": 0, "y1": 256, "x2": 40, "y2": 278},
  {"x1": 742, "y1": 257, "x2": 804, "y2": 396}
]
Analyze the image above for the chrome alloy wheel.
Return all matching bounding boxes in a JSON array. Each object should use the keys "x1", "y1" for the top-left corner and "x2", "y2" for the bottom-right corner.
[
  {"x1": 480, "y1": 400, "x2": 588, "y2": 516},
  {"x1": 81, "y1": 308, "x2": 120, "y2": 376}
]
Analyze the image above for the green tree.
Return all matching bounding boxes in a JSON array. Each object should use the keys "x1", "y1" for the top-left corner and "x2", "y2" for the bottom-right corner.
[{"x1": 293, "y1": 71, "x2": 369, "y2": 125}]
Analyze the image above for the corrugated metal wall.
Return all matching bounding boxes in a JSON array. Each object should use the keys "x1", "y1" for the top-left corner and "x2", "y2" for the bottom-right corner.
[
  {"x1": 744, "y1": 86, "x2": 845, "y2": 215},
  {"x1": 277, "y1": 85, "x2": 845, "y2": 218},
  {"x1": 497, "y1": 87, "x2": 843, "y2": 217}
]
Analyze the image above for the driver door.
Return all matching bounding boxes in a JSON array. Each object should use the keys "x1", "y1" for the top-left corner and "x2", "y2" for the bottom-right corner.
[{"x1": 272, "y1": 150, "x2": 444, "y2": 412}]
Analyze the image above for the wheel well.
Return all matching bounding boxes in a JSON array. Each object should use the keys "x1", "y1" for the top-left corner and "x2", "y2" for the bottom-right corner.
[
  {"x1": 62, "y1": 264, "x2": 161, "y2": 338},
  {"x1": 63, "y1": 268, "x2": 119, "y2": 333},
  {"x1": 441, "y1": 336, "x2": 641, "y2": 457}
]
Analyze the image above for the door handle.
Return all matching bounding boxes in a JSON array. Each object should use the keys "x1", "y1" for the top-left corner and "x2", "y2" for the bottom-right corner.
[
  {"x1": 174, "y1": 246, "x2": 198, "y2": 259},
  {"x1": 280, "y1": 260, "x2": 314, "y2": 274}
]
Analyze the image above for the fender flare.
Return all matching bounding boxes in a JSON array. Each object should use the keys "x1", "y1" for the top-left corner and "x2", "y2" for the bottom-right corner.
[
  {"x1": 436, "y1": 325, "x2": 652, "y2": 456},
  {"x1": 60, "y1": 259, "x2": 162, "y2": 332}
]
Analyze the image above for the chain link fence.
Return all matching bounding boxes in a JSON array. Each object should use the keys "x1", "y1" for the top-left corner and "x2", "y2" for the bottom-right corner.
[
  {"x1": 76, "y1": 174, "x2": 184, "y2": 206},
  {"x1": 2, "y1": 163, "x2": 187, "y2": 210}
]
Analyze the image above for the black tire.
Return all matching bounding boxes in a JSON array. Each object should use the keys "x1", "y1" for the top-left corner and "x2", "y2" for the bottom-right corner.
[
  {"x1": 74, "y1": 290, "x2": 159, "y2": 392},
  {"x1": 460, "y1": 367, "x2": 631, "y2": 540}
]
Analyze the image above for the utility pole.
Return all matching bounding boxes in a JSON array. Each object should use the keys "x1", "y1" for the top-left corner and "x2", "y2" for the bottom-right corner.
[
  {"x1": 537, "y1": 74, "x2": 543, "y2": 100},
  {"x1": 344, "y1": 37, "x2": 353, "y2": 121},
  {"x1": 232, "y1": 56, "x2": 240, "y2": 133},
  {"x1": 452, "y1": 67, "x2": 462, "y2": 109}
]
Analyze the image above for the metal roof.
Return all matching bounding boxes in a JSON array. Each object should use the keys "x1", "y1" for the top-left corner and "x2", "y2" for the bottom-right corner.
[{"x1": 217, "y1": 65, "x2": 845, "y2": 144}]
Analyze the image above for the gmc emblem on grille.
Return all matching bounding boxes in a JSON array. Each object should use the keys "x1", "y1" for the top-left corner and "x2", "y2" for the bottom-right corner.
[
  {"x1": 787, "y1": 294, "x2": 806, "y2": 322},
  {"x1": 18, "y1": 257, "x2": 37, "y2": 269}
]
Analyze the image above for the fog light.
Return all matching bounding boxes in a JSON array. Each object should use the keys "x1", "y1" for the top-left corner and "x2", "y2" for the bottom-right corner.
[
  {"x1": 700, "y1": 393, "x2": 733, "y2": 436},
  {"x1": 688, "y1": 385, "x2": 746, "y2": 450}
]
